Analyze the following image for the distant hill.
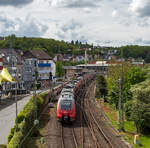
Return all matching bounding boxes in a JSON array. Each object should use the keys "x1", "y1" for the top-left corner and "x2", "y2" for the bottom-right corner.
[
  {"x1": 1, "y1": 35, "x2": 150, "y2": 63},
  {"x1": 0, "y1": 35, "x2": 93, "y2": 58}
]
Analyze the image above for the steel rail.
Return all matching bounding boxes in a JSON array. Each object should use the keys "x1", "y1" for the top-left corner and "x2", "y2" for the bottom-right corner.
[
  {"x1": 85, "y1": 82, "x2": 115, "y2": 148},
  {"x1": 80, "y1": 101, "x2": 84, "y2": 148},
  {"x1": 71, "y1": 128, "x2": 79, "y2": 148},
  {"x1": 61, "y1": 125, "x2": 65, "y2": 148},
  {"x1": 82, "y1": 106, "x2": 101, "y2": 148}
]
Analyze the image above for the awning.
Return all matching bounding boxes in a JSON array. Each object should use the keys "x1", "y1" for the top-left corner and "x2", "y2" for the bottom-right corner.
[{"x1": 0, "y1": 68, "x2": 14, "y2": 84}]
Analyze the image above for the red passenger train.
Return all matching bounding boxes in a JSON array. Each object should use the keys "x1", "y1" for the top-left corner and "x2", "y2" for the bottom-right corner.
[
  {"x1": 57, "y1": 85, "x2": 75, "y2": 122},
  {"x1": 56, "y1": 73, "x2": 96, "y2": 123}
]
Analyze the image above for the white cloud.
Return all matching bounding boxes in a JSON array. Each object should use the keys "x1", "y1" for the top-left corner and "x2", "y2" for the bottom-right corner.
[
  {"x1": 83, "y1": 7, "x2": 92, "y2": 13},
  {"x1": 0, "y1": 0, "x2": 33, "y2": 7},
  {"x1": 112, "y1": 10, "x2": 117, "y2": 17},
  {"x1": 129, "y1": 0, "x2": 150, "y2": 17},
  {"x1": 0, "y1": 15, "x2": 48, "y2": 37},
  {"x1": 0, "y1": 0, "x2": 150, "y2": 46},
  {"x1": 48, "y1": 0, "x2": 101, "y2": 8}
]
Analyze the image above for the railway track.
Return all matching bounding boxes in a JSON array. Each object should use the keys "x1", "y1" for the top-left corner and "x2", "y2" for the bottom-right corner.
[
  {"x1": 61, "y1": 124, "x2": 65, "y2": 148},
  {"x1": 86, "y1": 99, "x2": 115, "y2": 148},
  {"x1": 44, "y1": 78, "x2": 128, "y2": 148},
  {"x1": 80, "y1": 101, "x2": 84, "y2": 148},
  {"x1": 72, "y1": 128, "x2": 78, "y2": 148},
  {"x1": 83, "y1": 81, "x2": 115, "y2": 148},
  {"x1": 84, "y1": 81, "x2": 129, "y2": 148},
  {"x1": 82, "y1": 107, "x2": 101, "y2": 148},
  {"x1": 60, "y1": 123, "x2": 79, "y2": 148}
]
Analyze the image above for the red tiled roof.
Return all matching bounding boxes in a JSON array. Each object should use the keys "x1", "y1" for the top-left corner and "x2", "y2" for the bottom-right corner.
[{"x1": 23, "y1": 50, "x2": 52, "y2": 60}]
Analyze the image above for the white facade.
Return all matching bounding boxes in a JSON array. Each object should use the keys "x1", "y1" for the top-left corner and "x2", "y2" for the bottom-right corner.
[
  {"x1": 37, "y1": 59, "x2": 56, "y2": 80},
  {"x1": 50, "y1": 60, "x2": 56, "y2": 79}
]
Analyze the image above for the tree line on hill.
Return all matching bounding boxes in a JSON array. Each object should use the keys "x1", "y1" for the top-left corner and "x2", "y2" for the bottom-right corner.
[
  {"x1": 1, "y1": 35, "x2": 150, "y2": 63},
  {"x1": 0, "y1": 35, "x2": 93, "y2": 58}
]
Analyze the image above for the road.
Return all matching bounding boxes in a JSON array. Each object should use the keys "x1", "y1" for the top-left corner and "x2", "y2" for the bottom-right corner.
[{"x1": 0, "y1": 89, "x2": 49, "y2": 145}]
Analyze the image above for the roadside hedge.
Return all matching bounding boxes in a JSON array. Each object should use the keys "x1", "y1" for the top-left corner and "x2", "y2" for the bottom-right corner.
[
  {"x1": 7, "y1": 92, "x2": 48, "y2": 148},
  {"x1": 0, "y1": 145, "x2": 6, "y2": 148}
]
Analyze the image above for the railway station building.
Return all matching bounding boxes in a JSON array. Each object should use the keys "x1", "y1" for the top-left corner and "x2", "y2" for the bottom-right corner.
[
  {"x1": 76, "y1": 61, "x2": 109, "y2": 75},
  {"x1": 64, "y1": 66, "x2": 82, "y2": 79}
]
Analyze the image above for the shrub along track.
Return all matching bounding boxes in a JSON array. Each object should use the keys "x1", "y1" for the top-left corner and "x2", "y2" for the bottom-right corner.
[{"x1": 43, "y1": 80, "x2": 129, "y2": 148}]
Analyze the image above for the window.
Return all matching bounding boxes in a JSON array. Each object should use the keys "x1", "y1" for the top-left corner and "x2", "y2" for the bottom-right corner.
[{"x1": 60, "y1": 100, "x2": 72, "y2": 111}]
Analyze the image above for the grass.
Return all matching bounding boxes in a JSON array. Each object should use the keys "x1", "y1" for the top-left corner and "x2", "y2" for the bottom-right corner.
[
  {"x1": 97, "y1": 100, "x2": 150, "y2": 148},
  {"x1": 103, "y1": 103, "x2": 118, "y2": 129},
  {"x1": 137, "y1": 136, "x2": 150, "y2": 148}
]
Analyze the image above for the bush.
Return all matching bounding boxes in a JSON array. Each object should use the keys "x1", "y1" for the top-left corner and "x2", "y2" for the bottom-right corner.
[
  {"x1": 7, "y1": 128, "x2": 15, "y2": 144},
  {"x1": 130, "y1": 81, "x2": 150, "y2": 134},
  {"x1": 7, "y1": 92, "x2": 48, "y2": 148},
  {"x1": 16, "y1": 111, "x2": 25, "y2": 124},
  {"x1": 7, "y1": 131, "x2": 23, "y2": 148},
  {"x1": 0, "y1": 145, "x2": 6, "y2": 148},
  {"x1": 124, "y1": 100, "x2": 134, "y2": 121},
  {"x1": 96, "y1": 74, "x2": 108, "y2": 101}
]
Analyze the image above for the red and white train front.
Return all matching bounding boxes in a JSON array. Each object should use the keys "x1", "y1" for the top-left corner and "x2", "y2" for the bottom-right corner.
[{"x1": 57, "y1": 92, "x2": 75, "y2": 122}]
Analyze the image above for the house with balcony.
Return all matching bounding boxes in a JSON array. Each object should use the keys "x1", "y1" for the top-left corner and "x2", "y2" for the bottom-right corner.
[{"x1": 22, "y1": 50, "x2": 56, "y2": 88}]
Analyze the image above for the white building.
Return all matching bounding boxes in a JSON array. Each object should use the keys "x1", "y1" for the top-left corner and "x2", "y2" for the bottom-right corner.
[{"x1": 22, "y1": 50, "x2": 56, "y2": 88}]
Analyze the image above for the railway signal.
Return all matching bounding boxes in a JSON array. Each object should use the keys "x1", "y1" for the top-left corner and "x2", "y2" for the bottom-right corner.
[{"x1": 49, "y1": 72, "x2": 52, "y2": 81}]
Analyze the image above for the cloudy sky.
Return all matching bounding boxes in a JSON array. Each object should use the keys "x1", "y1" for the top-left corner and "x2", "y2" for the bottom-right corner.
[{"x1": 0, "y1": 0, "x2": 150, "y2": 46}]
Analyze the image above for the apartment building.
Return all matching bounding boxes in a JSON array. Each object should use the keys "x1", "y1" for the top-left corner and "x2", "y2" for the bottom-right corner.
[{"x1": 22, "y1": 50, "x2": 56, "y2": 88}]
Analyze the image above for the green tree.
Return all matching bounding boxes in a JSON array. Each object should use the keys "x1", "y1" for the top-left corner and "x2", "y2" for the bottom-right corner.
[
  {"x1": 96, "y1": 74, "x2": 108, "y2": 102},
  {"x1": 130, "y1": 82, "x2": 150, "y2": 134},
  {"x1": 107, "y1": 62, "x2": 132, "y2": 108},
  {"x1": 56, "y1": 62, "x2": 65, "y2": 77},
  {"x1": 126, "y1": 66, "x2": 146, "y2": 85}
]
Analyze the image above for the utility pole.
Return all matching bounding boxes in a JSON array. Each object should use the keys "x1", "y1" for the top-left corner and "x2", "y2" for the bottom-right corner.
[
  {"x1": 121, "y1": 48, "x2": 124, "y2": 131},
  {"x1": 35, "y1": 61, "x2": 37, "y2": 117},
  {"x1": 9, "y1": 35, "x2": 12, "y2": 70},
  {"x1": 49, "y1": 72, "x2": 53, "y2": 101},
  {"x1": 15, "y1": 69, "x2": 18, "y2": 131},
  {"x1": 34, "y1": 61, "x2": 39, "y2": 126},
  {"x1": 85, "y1": 48, "x2": 87, "y2": 65},
  {"x1": 118, "y1": 48, "x2": 124, "y2": 131},
  {"x1": 9, "y1": 35, "x2": 18, "y2": 131}
]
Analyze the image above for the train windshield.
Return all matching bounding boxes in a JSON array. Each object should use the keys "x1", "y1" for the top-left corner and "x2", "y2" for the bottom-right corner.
[{"x1": 60, "y1": 100, "x2": 72, "y2": 111}]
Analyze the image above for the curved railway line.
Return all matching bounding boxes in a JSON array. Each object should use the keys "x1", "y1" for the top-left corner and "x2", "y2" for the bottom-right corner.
[
  {"x1": 84, "y1": 81, "x2": 114, "y2": 148},
  {"x1": 43, "y1": 78, "x2": 129, "y2": 148}
]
